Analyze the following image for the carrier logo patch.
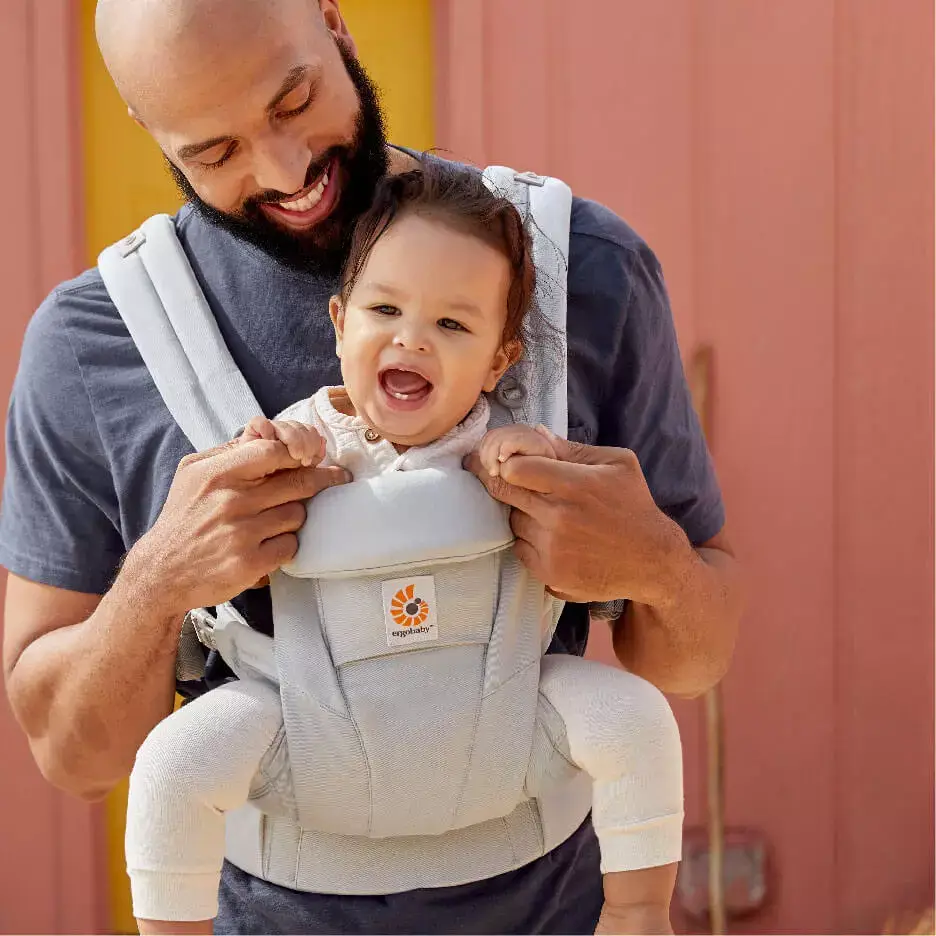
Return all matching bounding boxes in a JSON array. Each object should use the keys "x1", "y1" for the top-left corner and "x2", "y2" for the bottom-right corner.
[{"x1": 383, "y1": 576, "x2": 438, "y2": 647}]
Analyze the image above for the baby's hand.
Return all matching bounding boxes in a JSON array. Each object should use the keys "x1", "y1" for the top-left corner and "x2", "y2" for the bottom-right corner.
[
  {"x1": 478, "y1": 424, "x2": 559, "y2": 478},
  {"x1": 238, "y1": 417, "x2": 325, "y2": 468}
]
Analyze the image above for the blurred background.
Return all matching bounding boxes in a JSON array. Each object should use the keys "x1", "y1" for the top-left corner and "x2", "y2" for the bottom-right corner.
[{"x1": 1, "y1": 1, "x2": 933, "y2": 933}]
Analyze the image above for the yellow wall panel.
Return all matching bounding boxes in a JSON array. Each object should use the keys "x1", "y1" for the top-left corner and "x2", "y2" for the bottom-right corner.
[{"x1": 80, "y1": 1, "x2": 434, "y2": 931}]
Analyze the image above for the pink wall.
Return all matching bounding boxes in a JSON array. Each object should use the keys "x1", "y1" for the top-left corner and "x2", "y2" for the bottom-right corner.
[
  {"x1": 0, "y1": 2, "x2": 105, "y2": 933},
  {"x1": 434, "y1": 1, "x2": 934, "y2": 933}
]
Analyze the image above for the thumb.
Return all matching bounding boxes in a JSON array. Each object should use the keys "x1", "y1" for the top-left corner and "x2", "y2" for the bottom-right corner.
[{"x1": 534, "y1": 425, "x2": 628, "y2": 466}]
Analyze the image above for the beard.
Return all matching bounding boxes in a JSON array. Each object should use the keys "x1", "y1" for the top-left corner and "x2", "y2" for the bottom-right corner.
[{"x1": 167, "y1": 39, "x2": 389, "y2": 275}]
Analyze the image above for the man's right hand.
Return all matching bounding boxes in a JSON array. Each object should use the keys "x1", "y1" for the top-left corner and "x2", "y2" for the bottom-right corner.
[{"x1": 126, "y1": 437, "x2": 349, "y2": 616}]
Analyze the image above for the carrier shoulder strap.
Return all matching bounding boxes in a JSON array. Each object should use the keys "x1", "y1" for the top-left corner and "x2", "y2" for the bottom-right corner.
[
  {"x1": 481, "y1": 167, "x2": 572, "y2": 439},
  {"x1": 97, "y1": 214, "x2": 262, "y2": 452}
]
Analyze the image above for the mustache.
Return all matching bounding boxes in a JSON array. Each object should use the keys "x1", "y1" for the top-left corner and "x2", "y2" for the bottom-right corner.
[{"x1": 248, "y1": 151, "x2": 339, "y2": 206}]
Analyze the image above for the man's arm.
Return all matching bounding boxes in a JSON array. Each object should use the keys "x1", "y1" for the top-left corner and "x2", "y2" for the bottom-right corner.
[
  {"x1": 3, "y1": 574, "x2": 180, "y2": 800},
  {"x1": 2, "y1": 439, "x2": 349, "y2": 800},
  {"x1": 611, "y1": 527, "x2": 742, "y2": 698}
]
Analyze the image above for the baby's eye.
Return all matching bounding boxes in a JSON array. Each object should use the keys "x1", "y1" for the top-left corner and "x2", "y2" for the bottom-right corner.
[
  {"x1": 438, "y1": 318, "x2": 468, "y2": 332},
  {"x1": 371, "y1": 304, "x2": 400, "y2": 316}
]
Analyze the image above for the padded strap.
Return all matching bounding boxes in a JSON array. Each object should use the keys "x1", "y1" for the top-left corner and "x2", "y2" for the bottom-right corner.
[
  {"x1": 97, "y1": 214, "x2": 262, "y2": 451},
  {"x1": 481, "y1": 168, "x2": 572, "y2": 439}
]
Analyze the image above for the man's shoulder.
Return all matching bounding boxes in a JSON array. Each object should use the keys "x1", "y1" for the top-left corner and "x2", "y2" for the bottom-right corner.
[
  {"x1": 35, "y1": 204, "x2": 199, "y2": 339},
  {"x1": 569, "y1": 195, "x2": 648, "y2": 256},
  {"x1": 566, "y1": 196, "x2": 664, "y2": 324}
]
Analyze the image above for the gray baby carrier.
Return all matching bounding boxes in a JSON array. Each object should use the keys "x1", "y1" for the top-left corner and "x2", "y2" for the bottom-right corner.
[{"x1": 99, "y1": 166, "x2": 595, "y2": 892}]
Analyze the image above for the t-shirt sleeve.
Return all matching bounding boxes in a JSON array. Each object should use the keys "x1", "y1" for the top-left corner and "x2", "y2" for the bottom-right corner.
[
  {"x1": 0, "y1": 289, "x2": 125, "y2": 594},
  {"x1": 573, "y1": 229, "x2": 725, "y2": 547}
]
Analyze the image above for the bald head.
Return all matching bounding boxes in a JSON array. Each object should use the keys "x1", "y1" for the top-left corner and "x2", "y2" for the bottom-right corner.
[{"x1": 95, "y1": 0, "x2": 327, "y2": 117}]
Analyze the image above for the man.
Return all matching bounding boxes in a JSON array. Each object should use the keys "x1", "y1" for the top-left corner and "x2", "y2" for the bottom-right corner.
[{"x1": 0, "y1": 1, "x2": 743, "y2": 933}]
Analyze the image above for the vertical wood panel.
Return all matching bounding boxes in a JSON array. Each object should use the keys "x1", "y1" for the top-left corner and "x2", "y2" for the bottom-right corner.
[
  {"x1": 692, "y1": 3, "x2": 838, "y2": 931},
  {"x1": 833, "y1": 0, "x2": 936, "y2": 929},
  {"x1": 0, "y1": 1, "x2": 103, "y2": 934},
  {"x1": 0, "y1": 2, "x2": 58, "y2": 925}
]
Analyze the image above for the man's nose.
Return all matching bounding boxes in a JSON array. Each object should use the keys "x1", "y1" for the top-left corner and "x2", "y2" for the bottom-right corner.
[{"x1": 251, "y1": 135, "x2": 311, "y2": 199}]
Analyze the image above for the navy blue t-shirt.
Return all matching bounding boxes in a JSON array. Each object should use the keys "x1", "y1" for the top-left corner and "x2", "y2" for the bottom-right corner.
[{"x1": 0, "y1": 191, "x2": 723, "y2": 934}]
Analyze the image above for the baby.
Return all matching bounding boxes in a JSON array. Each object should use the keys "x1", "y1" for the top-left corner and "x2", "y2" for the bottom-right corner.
[{"x1": 126, "y1": 164, "x2": 683, "y2": 935}]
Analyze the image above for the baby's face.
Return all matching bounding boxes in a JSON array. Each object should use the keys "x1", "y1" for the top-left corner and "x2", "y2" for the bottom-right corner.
[{"x1": 330, "y1": 212, "x2": 513, "y2": 447}]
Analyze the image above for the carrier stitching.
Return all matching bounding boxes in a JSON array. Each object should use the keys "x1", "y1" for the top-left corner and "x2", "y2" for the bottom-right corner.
[
  {"x1": 481, "y1": 656, "x2": 540, "y2": 700},
  {"x1": 535, "y1": 694, "x2": 577, "y2": 771},
  {"x1": 448, "y1": 547, "x2": 504, "y2": 824},
  {"x1": 293, "y1": 829, "x2": 304, "y2": 887},
  {"x1": 299, "y1": 540, "x2": 513, "y2": 580},
  {"x1": 314, "y1": 581, "x2": 375, "y2": 836},
  {"x1": 448, "y1": 643, "x2": 489, "y2": 827},
  {"x1": 248, "y1": 724, "x2": 288, "y2": 800},
  {"x1": 336, "y1": 668, "x2": 376, "y2": 836}
]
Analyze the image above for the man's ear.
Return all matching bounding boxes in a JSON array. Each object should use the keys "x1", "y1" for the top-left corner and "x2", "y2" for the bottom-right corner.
[
  {"x1": 320, "y1": 2, "x2": 358, "y2": 57},
  {"x1": 328, "y1": 295, "x2": 345, "y2": 358},
  {"x1": 482, "y1": 339, "x2": 521, "y2": 393}
]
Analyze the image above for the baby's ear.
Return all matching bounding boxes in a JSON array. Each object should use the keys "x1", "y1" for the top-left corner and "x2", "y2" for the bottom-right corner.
[
  {"x1": 482, "y1": 339, "x2": 521, "y2": 393},
  {"x1": 328, "y1": 295, "x2": 345, "y2": 358}
]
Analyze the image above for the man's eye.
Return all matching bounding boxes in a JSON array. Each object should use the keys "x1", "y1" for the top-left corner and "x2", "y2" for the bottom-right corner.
[
  {"x1": 371, "y1": 304, "x2": 400, "y2": 316},
  {"x1": 276, "y1": 88, "x2": 315, "y2": 120},
  {"x1": 200, "y1": 143, "x2": 237, "y2": 170},
  {"x1": 438, "y1": 318, "x2": 467, "y2": 332}
]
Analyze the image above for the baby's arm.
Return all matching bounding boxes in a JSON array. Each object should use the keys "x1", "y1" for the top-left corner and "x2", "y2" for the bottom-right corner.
[
  {"x1": 533, "y1": 655, "x2": 683, "y2": 935},
  {"x1": 477, "y1": 423, "x2": 558, "y2": 478},
  {"x1": 238, "y1": 415, "x2": 325, "y2": 467},
  {"x1": 126, "y1": 677, "x2": 283, "y2": 934}
]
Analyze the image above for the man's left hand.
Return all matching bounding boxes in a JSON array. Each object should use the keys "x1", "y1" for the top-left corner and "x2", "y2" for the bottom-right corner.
[{"x1": 464, "y1": 428, "x2": 693, "y2": 608}]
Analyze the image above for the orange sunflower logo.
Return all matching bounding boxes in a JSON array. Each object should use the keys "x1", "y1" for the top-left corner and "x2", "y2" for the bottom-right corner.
[{"x1": 389, "y1": 584, "x2": 430, "y2": 627}]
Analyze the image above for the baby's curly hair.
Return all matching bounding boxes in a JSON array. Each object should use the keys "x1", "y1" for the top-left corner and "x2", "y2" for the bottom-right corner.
[{"x1": 339, "y1": 159, "x2": 547, "y2": 359}]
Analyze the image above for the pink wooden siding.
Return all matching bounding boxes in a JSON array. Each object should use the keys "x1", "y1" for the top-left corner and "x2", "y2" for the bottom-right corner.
[
  {"x1": 0, "y1": 2, "x2": 105, "y2": 933},
  {"x1": 434, "y1": 1, "x2": 934, "y2": 932}
]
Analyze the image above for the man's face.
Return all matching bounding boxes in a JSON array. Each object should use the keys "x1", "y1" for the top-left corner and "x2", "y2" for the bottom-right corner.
[{"x1": 144, "y1": 11, "x2": 388, "y2": 273}]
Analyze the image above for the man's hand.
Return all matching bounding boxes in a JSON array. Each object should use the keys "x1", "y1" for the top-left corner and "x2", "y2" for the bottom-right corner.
[
  {"x1": 465, "y1": 427, "x2": 692, "y2": 607},
  {"x1": 128, "y1": 436, "x2": 349, "y2": 617},
  {"x1": 466, "y1": 427, "x2": 742, "y2": 696}
]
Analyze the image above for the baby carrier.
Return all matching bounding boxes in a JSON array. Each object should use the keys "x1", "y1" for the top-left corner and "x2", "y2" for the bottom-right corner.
[{"x1": 98, "y1": 166, "x2": 597, "y2": 893}]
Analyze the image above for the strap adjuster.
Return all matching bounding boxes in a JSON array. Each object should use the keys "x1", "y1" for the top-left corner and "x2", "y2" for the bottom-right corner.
[
  {"x1": 514, "y1": 171, "x2": 546, "y2": 187},
  {"x1": 185, "y1": 607, "x2": 218, "y2": 650},
  {"x1": 118, "y1": 229, "x2": 146, "y2": 258}
]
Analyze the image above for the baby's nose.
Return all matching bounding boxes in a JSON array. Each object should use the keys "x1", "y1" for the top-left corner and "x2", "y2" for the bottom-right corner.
[{"x1": 392, "y1": 327, "x2": 430, "y2": 352}]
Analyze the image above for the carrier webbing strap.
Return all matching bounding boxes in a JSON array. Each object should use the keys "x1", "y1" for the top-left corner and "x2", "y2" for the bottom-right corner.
[
  {"x1": 481, "y1": 167, "x2": 572, "y2": 439},
  {"x1": 98, "y1": 214, "x2": 261, "y2": 452}
]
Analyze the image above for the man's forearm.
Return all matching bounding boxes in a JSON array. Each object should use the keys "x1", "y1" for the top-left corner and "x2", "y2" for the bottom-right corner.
[
  {"x1": 7, "y1": 568, "x2": 182, "y2": 800},
  {"x1": 612, "y1": 537, "x2": 742, "y2": 698}
]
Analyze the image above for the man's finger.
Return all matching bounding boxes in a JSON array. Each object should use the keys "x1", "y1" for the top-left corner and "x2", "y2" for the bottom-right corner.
[
  {"x1": 535, "y1": 426, "x2": 638, "y2": 468},
  {"x1": 207, "y1": 438, "x2": 306, "y2": 480},
  {"x1": 253, "y1": 464, "x2": 351, "y2": 510},
  {"x1": 465, "y1": 456, "x2": 545, "y2": 515},
  {"x1": 498, "y1": 454, "x2": 567, "y2": 495},
  {"x1": 511, "y1": 537, "x2": 544, "y2": 579},
  {"x1": 508, "y1": 508, "x2": 541, "y2": 547}
]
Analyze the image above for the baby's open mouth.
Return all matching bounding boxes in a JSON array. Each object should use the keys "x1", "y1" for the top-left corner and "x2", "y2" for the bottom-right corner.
[{"x1": 379, "y1": 368, "x2": 433, "y2": 402}]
